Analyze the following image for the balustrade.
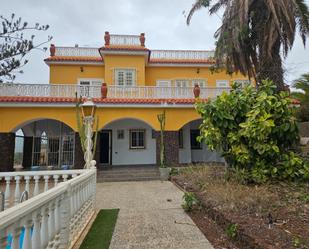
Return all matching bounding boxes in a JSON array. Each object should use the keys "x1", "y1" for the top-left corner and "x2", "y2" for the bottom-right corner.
[
  {"x1": 0, "y1": 169, "x2": 96, "y2": 249},
  {"x1": 0, "y1": 170, "x2": 86, "y2": 210}
]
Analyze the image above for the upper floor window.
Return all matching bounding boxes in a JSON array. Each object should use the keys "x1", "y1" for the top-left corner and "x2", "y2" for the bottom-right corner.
[
  {"x1": 233, "y1": 79, "x2": 251, "y2": 87},
  {"x1": 175, "y1": 79, "x2": 190, "y2": 88},
  {"x1": 216, "y1": 80, "x2": 229, "y2": 88},
  {"x1": 192, "y1": 79, "x2": 207, "y2": 88},
  {"x1": 78, "y1": 78, "x2": 103, "y2": 98},
  {"x1": 115, "y1": 69, "x2": 136, "y2": 86}
]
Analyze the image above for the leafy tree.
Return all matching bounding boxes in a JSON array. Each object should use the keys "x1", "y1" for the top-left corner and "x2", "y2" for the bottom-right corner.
[
  {"x1": 187, "y1": 0, "x2": 309, "y2": 91},
  {"x1": 291, "y1": 73, "x2": 309, "y2": 121},
  {"x1": 196, "y1": 80, "x2": 309, "y2": 182},
  {"x1": 0, "y1": 13, "x2": 52, "y2": 82}
]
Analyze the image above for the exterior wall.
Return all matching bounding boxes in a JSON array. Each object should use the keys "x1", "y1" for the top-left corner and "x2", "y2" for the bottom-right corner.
[
  {"x1": 103, "y1": 55, "x2": 146, "y2": 86},
  {"x1": 156, "y1": 131, "x2": 179, "y2": 166},
  {"x1": 104, "y1": 119, "x2": 156, "y2": 165},
  {"x1": 179, "y1": 120, "x2": 224, "y2": 164},
  {"x1": 0, "y1": 107, "x2": 200, "y2": 133},
  {"x1": 49, "y1": 64, "x2": 105, "y2": 84},
  {"x1": 300, "y1": 121, "x2": 309, "y2": 137},
  {"x1": 74, "y1": 132, "x2": 84, "y2": 169},
  {"x1": 145, "y1": 66, "x2": 246, "y2": 86},
  {"x1": 0, "y1": 133, "x2": 15, "y2": 171}
]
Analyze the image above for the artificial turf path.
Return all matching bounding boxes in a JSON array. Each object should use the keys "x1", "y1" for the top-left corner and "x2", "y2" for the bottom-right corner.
[{"x1": 79, "y1": 209, "x2": 119, "y2": 249}]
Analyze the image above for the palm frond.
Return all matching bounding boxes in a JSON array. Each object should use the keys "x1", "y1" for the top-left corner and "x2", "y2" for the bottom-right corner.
[{"x1": 187, "y1": 0, "x2": 211, "y2": 25}]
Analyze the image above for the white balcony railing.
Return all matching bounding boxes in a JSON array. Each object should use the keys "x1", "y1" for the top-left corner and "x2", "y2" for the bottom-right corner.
[
  {"x1": 109, "y1": 34, "x2": 141, "y2": 46},
  {"x1": 150, "y1": 50, "x2": 215, "y2": 61},
  {"x1": 54, "y1": 47, "x2": 101, "y2": 57},
  {"x1": 0, "y1": 83, "x2": 231, "y2": 100},
  {"x1": 0, "y1": 168, "x2": 96, "y2": 249}
]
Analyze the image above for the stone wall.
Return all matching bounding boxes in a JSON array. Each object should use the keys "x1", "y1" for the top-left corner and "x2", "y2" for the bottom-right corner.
[
  {"x1": 22, "y1": 136, "x2": 33, "y2": 169},
  {"x1": 0, "y1": 133, "x2": 15, "y2": 172},
  {"x1": 299, "y1": 122, "x2": 309, "y2": 137},
  {"x1": 156, "y1": 131, "x2": 179, "y2": 166},
  {"x1": 74, "y1": 133, "x2": 84, "y2": 169}
]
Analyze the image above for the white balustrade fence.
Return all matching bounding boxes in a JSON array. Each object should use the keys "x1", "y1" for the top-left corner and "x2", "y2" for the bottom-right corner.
[
  {"x1": 0, "y1": 83, "x2": 231, "y2": 100},
  {"x1": 0, "y1": 168, "x2": 96, "y2": 249},
  {"x1": 54, "y1": 47, "x2": 100, "y2": 57},
  {"x1": 150, "y1": 50, "x2": 215, "y2": 61},
  {"x1": 0, "y1": 170, "x2": 86, "y2": 210},
  {"x1": 109, "y1": 34, "x2": 141, "y2": 46}
]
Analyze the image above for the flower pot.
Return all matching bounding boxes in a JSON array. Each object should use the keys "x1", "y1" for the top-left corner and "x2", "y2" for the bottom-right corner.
[
  {"x1": 193, "y1": 84, "x2": 200, "y2": 98},
  {"x1": 50, "y1": 44, "x2": 56, "y2": 56},
  {"x1": 159, "y1": 167, "x2": 170, "y2": 181},
  {"x1": 140, "y1": 33, "x2": 145, "y2": 47},
  {"x1": 101, "y1": 83, "x2": 108, "y2": 98},
  {"x1": 104, "y1": 31, "x2": 110, "y2": 46}
]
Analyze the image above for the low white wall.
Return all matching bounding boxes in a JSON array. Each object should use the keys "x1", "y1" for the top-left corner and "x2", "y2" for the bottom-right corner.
[{"x1": 105, "y1": 119, "x2": 156, "y2": 165}]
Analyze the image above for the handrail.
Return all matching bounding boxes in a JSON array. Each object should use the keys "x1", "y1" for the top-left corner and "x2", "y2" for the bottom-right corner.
[{"x1": 0, "y1": 169, "x2": 87, "y2": 178}]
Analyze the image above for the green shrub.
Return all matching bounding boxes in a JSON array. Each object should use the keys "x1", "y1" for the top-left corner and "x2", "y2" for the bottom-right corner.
[
  {"x1": 196, "y1": 80, "x2": 307, "y2": 182},
  {"x1": 225, "y1": 223, "x2": 238, "y2": 238},
  {"x1": 182, "y1": 192, "x2": 198, "y2": 211}
]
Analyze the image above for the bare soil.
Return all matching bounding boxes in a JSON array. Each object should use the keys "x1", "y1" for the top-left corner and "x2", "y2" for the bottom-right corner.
[{"x1": 172, "y1": 166, "x2": 309, "y2": 249}]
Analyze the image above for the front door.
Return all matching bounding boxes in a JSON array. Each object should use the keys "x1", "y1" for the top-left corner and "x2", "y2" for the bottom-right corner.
[{"x1": 100, "y1": 130, "x2": 112, "y2": 165}]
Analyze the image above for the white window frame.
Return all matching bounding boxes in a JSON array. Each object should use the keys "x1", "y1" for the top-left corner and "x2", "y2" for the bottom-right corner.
[
  {"x1": 216, "y1": 80, "x2": 230, "y2": 88},
  {"x1": 129, "y1": 129, "x2": 146, "y2": 149},
  {"x1": 78, "y1": 78, "x2": 104, "y2": 98},
  {"x1": 114, "y1": 68, "x2": 136, "y2": 86},
  {"x1": 174, "y1": 79, "x2": 190, "y2": 88},
  {"x1": 156, "y1": 80, "x2": 171, "y2": 87},
  {"x1": 191, "y1": 79, "x2": 207, "y2": 88},
  {"x1": 233, "y1": 79, "x2": 251, "y2": 87}
]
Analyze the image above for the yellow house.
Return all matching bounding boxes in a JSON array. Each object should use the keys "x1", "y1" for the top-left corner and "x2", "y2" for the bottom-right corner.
[{"x1": 0, "y1": 32, "x2": 249, "y2": 171}]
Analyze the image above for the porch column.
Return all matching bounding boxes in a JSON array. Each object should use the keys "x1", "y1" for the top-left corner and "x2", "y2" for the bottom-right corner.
[
  {"x1": 74, "y1": 133, "x2": 84, "y2": 169},
  {"x1": 156, "y1": 131, "x2": 179, "y2": 166},
  {"x1": 0, "y1": 133, "x2": 15, "y2": 172},
  {"x1": 22, "y1": 136, "x2": 33, "y2": 169}
]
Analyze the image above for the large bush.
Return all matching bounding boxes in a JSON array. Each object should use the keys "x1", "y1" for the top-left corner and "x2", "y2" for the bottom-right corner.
[{"x1": 196, "y1": 80, "x2": 308, "y2": 182}]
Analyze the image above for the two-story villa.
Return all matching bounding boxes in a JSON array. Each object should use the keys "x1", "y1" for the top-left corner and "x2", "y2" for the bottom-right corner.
[{"x1": 0, "y1": 32, "x2": 249, "y2": 171}]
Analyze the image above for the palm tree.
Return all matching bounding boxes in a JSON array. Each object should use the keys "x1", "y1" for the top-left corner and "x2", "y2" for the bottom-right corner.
[
  {"x1": 291, "y1": 73, "x2": 309, "y2": 121},
  {"x1": 187, "y1": 0, "x2": 309, "y2": 91}
]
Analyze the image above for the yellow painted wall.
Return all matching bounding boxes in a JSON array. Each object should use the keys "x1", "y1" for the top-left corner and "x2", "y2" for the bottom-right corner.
[
  {"x1": 103, "y1": 55, "x2": 146, "y2": 86},
  {"x1": 49, "y1": 64, "x2": 105, "y2": 84},
  {"x1": 0, "y1": 106, "x2": 200, "y2": 132},
  {"x1": 145, "y1": 66, "x2": 246, "y2": 86}
]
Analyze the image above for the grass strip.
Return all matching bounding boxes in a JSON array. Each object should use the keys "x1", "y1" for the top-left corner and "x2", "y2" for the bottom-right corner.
[{"x1": 79, "y1": 209, "x2": 119, "y2": 249}]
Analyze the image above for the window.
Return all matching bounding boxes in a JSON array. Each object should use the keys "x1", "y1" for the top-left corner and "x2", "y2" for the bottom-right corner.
[
  {"x1": 216, "y1": 80, "x2": 229, "y2": 88},
  {"x1": 175, "y1": 79, "x2": 190, "y2": 87},
  {"x1": 190, "y1": 129, "x2": 202, "y2": 150},
  {"x1": 156, "y1": 80, "x2": 171, "y2": 87},
  {"x1": 130, "y1": 129, "x2": 145, "y2": 149},
  {"x1": 179, "y1": 129, "x2": 184, "y2": 149},
  {"x1": 115, "y1": 69, "x2": 136, "y2": 86},
  {"x1": 117, "y1": 130, "x2": 124, "y2": 139},
  {"x1": 78, "y1": 78, "x2": 103, "y2": 98},
  {"x1": 192, "y1": 79, "x2": 207, "y2": 88},
  {"x1": 233, "y1": 79, "x2": 251, "y2": 87}
]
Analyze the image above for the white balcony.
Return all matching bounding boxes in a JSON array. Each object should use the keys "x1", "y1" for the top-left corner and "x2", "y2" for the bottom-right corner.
[
  {"x1": 0, "y1": 168, "x2": 96, "y2": 248},
  {"x1": 150, "y1": 50, "x2": 215, "y2": 61},
  {"x1": 0, "y1": 83, "x2": 231, "y2": 100}
]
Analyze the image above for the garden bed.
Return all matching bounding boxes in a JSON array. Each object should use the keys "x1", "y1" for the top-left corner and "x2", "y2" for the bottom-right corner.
[{"x1": 172, "y1": 166, "x2": 309, "y2": 249}]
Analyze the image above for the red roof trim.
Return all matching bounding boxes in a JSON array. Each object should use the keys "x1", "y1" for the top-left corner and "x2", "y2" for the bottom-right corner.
[
  {"x1": 0, "y1": 96, "x2": 200, "y2": 104},
  {"x1": 44, "y1": 56, "x2": 103, "y2": 62}
]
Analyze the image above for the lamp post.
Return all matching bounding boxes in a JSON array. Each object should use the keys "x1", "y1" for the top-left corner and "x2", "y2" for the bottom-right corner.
[{"x1": 81, "y1": 99, "x2": 97, "y2": 169}]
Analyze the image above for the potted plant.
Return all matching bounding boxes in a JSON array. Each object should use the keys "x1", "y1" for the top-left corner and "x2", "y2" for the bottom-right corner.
[{"x1": 157, "y1": 110, "x2": 170, "y2": 180}]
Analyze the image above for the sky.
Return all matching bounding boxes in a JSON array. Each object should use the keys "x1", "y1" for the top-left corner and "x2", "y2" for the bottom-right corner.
[{"x1": 2, "y1": 0, "x2": 309, "y2": 85}]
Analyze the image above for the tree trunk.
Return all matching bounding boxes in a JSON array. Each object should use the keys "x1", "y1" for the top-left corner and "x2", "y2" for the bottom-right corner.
[{"x1": 257, "y1": 39, "x2": 286, "y2": 92}]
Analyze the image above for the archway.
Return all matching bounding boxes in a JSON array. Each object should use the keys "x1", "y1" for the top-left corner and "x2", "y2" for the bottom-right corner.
[
  {"x1": 178, "y1": 119, "x2": 224, "y2": 164},
  {"x1": 13, "y1": 119, "x2": 76, "y2": 170},
  {"x1": 96, "y1": 118, "x2": 156, "y2": 166}
]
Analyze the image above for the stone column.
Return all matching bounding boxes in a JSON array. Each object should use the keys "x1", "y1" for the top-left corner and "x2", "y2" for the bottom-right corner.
[
  {"x1": 156, "y1": 131, "x2": 179, "y2": 166},
  {"x1": 0, "y1": 133, "x2": 15, "y2": 172},
  {"x1": 22, "y1": 136, "x2": 33, "y2": 169},
  {"x1": 74, "y1": 133, "x2": 84, "y2": 169}
]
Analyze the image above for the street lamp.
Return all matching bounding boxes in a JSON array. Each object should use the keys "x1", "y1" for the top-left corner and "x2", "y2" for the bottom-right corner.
[{"x1": 81, "y1": 99, "x2": 97, "y2": 169}]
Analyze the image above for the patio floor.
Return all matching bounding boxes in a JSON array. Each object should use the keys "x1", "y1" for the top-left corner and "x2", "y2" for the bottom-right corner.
[{"x1": 95, "y1": 181, "x2": 214, "y2": 249}]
